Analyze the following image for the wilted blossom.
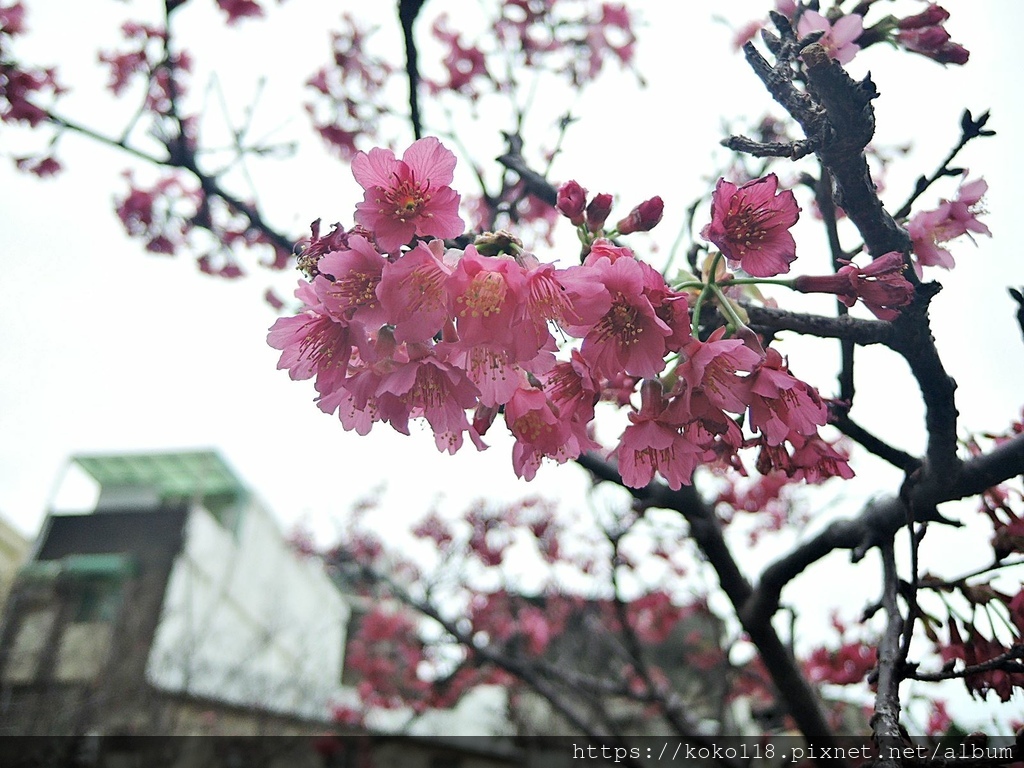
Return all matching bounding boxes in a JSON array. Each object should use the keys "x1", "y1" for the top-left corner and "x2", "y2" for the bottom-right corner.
[
  {"x1": 352, "y1": 136, "x2": 465, "y2": 252},
  {"x1": 702, "y1": 175, "x2": 800, "y2": 277},
  {"x1": 793, "y1": 251, "x2": 915, "y2": 320},
  {"x1": 896, "y1": 4, "x2": 968, "y2": 65},
  {"x1": 797, "y1": 10, "x2": 863, "y2": 65},
  {"x1": 906, "y1": 175, "x2": 989, "y2": 275}
]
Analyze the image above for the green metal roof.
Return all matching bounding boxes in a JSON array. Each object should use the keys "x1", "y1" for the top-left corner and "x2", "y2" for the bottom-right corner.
[{"x1": 72, "y1": 450, "x2": 246, "y2": 500}]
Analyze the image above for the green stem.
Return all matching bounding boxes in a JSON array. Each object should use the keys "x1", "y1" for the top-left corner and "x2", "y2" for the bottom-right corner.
[
  {"x1": 724, "y1": 277, "x2": 796, "y2": 288},
  {"x1": 690, "y1": 252, "x2": 723, "y2": 336},
  {"x1": 710, "y1": 283, "x2": 747, "y2": 332}
]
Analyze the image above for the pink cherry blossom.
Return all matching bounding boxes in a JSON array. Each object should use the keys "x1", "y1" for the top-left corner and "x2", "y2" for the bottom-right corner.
[
  {"x1": 376, "y1": 348, "x2": 481, "y2": 454},
  {"x1": 896, "y1": 5, "x2": 968, "y2": 66},
  {"x1": 617, "y1": 379, "x2": 703, "y2": 490},
  {"x1": 616, "y1": 196, "x2": 664, "y2": 234},
  {"x1": 352, "y1": 136, "x2": 465, "y2": 252},
  {"x1": 797, "y1": 11, "x2": 863, "y2": 65},
  {"x1": 377, "y1": 240, "x2": 452, "y2": 343},
  {"x1": 560, "y1": 254, "x2": 672, "y2": 379},
  {"x1": 676, "y1": 328, "x2": 762, "y2": 415},
  {"x1": 505, "y1": 385, "x2": 584, "y2": 480},
  {"x1": 438, "y1": 343, "x2": 523, "y2": 408},
  {"x1": 747, "y1": 349, "x2": 827, "y2": 446},
  {"x1": 448, "y1": 246, "x2": 525, "y2": 349},
  {"x1": 556, "y1": 180, "x2": 587, "y2": 225},
  {"x1": 267, "y1": 281, "x2": 353, "y2": 398},
  {"x1": 585, "y1": 193, "x2": 613, "y2": 231},
  {"x1": 314, "y1": 235, "x2": 388, "y2": 330},
  {"x1": 906, "y1": 175, "x2": 989, "y2": 275},
  {"x1": 702, "y1": 175, "x2": 800, "y2": 277},
  {"x1": 788, "y1": 433, "x2": 855, "y2": 483}
]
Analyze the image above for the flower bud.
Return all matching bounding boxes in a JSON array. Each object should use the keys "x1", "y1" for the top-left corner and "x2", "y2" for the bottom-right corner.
[
  {"x1": 616, "y1": 196, "x2": 664, "y2": 234},
  {"x1": 897, "y1": 4, "x2": 950, "y2": 30},
  {"x1": 556, "y1": 180, "x2": 587, "y2": 226},
  {"x1": 585, "y1": 193, "x2": 613, "y2": 231}
]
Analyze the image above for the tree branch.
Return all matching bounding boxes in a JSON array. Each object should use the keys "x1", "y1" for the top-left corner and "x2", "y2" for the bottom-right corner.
[
  {"x1": 575, "y1": 453, "x2": 843, "y2": 762},
  {"x1": 745, "y1": 305, "x2": 893, "y2": 345},
  {"x1": 831, "y1": 413, "x2": 921, "y2": 473},
  {"x1": 871, "y1": 539, "x2": 906, "y2": 766},
  {"x1": 398, "y1": 0, "x2": 426, "y2": 141}
]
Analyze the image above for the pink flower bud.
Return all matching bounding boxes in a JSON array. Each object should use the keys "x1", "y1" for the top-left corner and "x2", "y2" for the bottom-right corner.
[
  {"x1": 899, "y1": 26, "x2": 951, "y2": 50},
  {"x1": 897, "y1": 4, "x2": 950, "y2": 30},
  {"x1": 616, "y1": 196, "x2": 664, "y2": 234},
  {"x1": 585, "y1": 193, "x2": 613, "y2": 231},
  {"x1": 556, "y1": 180, "x2": 587, "y2": 226}
]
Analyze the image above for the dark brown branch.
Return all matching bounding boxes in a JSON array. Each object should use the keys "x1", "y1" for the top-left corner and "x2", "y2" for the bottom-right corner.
[
  {"x1": 799, "y1": 45, "x2": 910, "y2": 258},
  {"x1": 831, "y1": 413, "x2": 921, "y2": 473},
  {"x1": 746, "y1": 433, "x2": 1024, "y2": 626},
  {"x1": 496, "y1": 143, "x2": 558, "y2": 207},
  {"x1": 949, "y1": 431, "x2": 1024, "y2": 501},
  {"x1": 745, "y1": 495, "x2": 909, "y2": 628},
  {"x1": 892, "y1": 109, "x2": 995, "y2": 222},
  {"x1": 721, "y1": 135, "x2": 813, "y2": 159},
  {"x1": 746, "y1": 305, "x2": 893, "y2": 345},
  {"x1": 742, "y1": 26, "x2": 964, "y2": 495},
  {"x1": 888, "y1": 290, "x2": 962, "y2": 488},
  {"x1": 907, "y1": 644, "x2": 1024, "y2": 682},
  {"x1": 871, "y1": 540, "x2": 906, "y2": 766},
  {"x1": 398, "y1": 0, "x2": 426, "y2": 141}
]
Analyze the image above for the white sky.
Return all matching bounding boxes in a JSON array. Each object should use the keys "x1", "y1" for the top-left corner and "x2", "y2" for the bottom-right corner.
[{"x1": 2, "y1": 2, "x2": 1024, "y2": 723}]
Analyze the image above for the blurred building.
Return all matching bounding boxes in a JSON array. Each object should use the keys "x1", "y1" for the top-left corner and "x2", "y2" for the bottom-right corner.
[
  {"x1": 0, "y1": 451, "x2": 531, "y2": 768},
  {"x1": 0, "y1": 450, "x2": 354, "y2": 737},
  {"x1": 0, "y1": 449, "x2": 742, "y2": 767},
  {"x1": 0, "y1": 513, "x2": 30, "y2": 611}
]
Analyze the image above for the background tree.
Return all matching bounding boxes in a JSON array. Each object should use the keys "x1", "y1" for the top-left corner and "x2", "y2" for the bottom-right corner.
[{"x1": 3, "y1": 1, "x2": 1024, "y2": 765}]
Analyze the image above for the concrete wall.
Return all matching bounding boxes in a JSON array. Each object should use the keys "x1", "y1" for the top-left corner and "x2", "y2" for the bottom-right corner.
[{"x1": 146, "y1": 497, "x2": 350, "y2": 721}]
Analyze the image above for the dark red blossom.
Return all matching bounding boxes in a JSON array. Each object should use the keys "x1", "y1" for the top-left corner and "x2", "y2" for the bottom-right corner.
[
  {"x1": 793, "y1": 251, "x2": 915, "y2": 320},
  {"x1": 896, "y1": 4, "x2": 969, "y2": 65}
]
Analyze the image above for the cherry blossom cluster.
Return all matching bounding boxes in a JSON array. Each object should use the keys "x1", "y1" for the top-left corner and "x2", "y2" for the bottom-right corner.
[{"x1": 267, "y1": 137, "x2": 921, "y2": 489}]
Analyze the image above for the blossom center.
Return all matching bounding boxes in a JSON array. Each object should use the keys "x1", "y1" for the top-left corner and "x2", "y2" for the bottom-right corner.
[
  {"x1": 459, "y1": 272, "x2": 507, "y2": 318},
  {"x1": 382, "y1": 173, "x2": 431, "y2": 222},
  {"x1": 404, "y1": 265, "x2": 446, "y2": 312},
  {"x1": 328, "y1": 270, "x2": 379, "y2": 311},
  {"x1": 724, "y1": 203, "x2": 769, "y2": 255},
  {"x1": 596, "y1": 294, "x2": 643, "y2": 346}
]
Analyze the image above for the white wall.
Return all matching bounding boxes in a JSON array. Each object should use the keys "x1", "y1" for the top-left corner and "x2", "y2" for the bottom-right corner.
[{"x1": 146, "y1": 496, "x2": 349, "y2": 720}]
